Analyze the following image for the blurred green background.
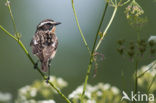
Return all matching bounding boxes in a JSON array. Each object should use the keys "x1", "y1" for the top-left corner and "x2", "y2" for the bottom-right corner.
[{"x1": 0, "y1": 0, "x2": 156, "y2": 102}]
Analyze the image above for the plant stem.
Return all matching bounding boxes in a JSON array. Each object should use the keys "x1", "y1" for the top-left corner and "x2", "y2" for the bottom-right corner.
[
  {"x1": 95, "y1": 6, "x2": 117, "y2": 51},
  {"x1": 147, "y1": 74, "x2": 156, "y2": 93},
  {"x1": 6, "y1": 0, "x2": 17, "y2": 35},
  {"x1": 118, "y1": 0, "x2": 131, "y2": 6},
  {"x1": 81, "y1": 2, "x2": 109, "y2": 101},
  {"x1": 71, "y1": 0, "x2": 91, "y2": 54},
  {"x1": 0, "y1": 25, "x2": 17, "y2": 40},
  {"x1": 137, "y1": 60, "x2": 156, "y2": 78},
  {"x1": 0, "y1": 25, "x2": 71, "y2": 103},
  {"x1": 132, "y1": 59, "x2": 138, "y2": 103},
  {"x1": 134, "y1": 31, "x2": 141, "y2": 103},
  {"x1": 134, "y1": 59, "x2": 138, "y2": 94}
]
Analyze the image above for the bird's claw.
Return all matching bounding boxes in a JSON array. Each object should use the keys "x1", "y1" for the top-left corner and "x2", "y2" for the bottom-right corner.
[
  {"x1": 34, "y1": 63, "x2": 38, "y2": 69},
  {"x1": 34, "y1": 60, "x2": 39, "y2": 69},
  {"x1": 46, "y1": 76, "x2": 50, "y2": 84}
]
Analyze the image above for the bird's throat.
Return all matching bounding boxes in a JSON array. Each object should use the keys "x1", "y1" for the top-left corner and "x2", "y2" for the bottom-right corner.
[{"x1": 51, "y1": 26, "x2": 56, "y2": 33}]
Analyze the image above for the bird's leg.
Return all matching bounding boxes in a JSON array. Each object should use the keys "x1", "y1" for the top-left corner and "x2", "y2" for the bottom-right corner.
[
  {"x1": 46, "y1": 59, "x2": 52, "y2": 83},
  {"x1": 34, "y1": 60, "x2": 39, "y2": 69}
]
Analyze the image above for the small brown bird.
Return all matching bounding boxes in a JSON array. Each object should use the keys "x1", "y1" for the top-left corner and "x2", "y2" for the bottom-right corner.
[{"x1": 30, "y1": 19, "x2": 61, "y2": 80}]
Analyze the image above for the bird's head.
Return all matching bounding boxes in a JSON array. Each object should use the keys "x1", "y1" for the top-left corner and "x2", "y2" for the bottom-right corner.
[{"x1": 37, "y1": 19, "x2": 61, "y2": 32}]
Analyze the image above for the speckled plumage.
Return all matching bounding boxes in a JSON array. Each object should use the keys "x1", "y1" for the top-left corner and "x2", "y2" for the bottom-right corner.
[{"x1": 30, "y1": 19, "x2": 59, "y2": 72}]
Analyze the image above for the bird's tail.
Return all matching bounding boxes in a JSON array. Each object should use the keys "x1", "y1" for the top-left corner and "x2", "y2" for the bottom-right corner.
[{"x1": 41, "y1": 61, "x2": 48, "y2": 72}]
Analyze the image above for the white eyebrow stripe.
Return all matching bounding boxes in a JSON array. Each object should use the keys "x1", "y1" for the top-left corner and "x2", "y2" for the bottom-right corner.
[{"x1": 38, "y1": 21, "x2": 55, "y2": 27}]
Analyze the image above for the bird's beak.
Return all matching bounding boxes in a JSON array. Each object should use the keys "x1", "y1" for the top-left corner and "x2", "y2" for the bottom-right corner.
[{"x1": 53, "y1": 22, "x2": 61, "y2": 25}]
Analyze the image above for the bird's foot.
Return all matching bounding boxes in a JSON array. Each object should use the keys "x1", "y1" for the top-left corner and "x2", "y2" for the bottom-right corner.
[
  {"x1": 34, "y1": 63, "x2": 38, "y2": 69},
  {"x1": 46, "y1": 76, "x2": 50, "y2": 84},
  {"x1": 34, "y1": 60, "x2": 39, "y2": 69}
]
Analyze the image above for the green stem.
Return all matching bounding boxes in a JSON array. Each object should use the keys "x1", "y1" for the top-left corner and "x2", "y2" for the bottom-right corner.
[
  {"x1": 0, "y1": 25, "x2": 17, "y2": 40},
  {"x1": 134, "y1": 59, "x2": 138, "y2": 94},
  {"x1": 0, "y1": 25, "x2": 71, "y2": 103},
  {"x1": 71, "y1": 0, "x2": 91, "y2": 54},
  {"x1": 137, "y1": 61, "x2": 156, "y2": 78},
  {"x1": 133, "y1": 59, "x2": 138, "y2": 103},
  {"x1": 95, "y1": 6, "x2": 117, "y2": 51},
  {"x1": 147, "y1": 74, "x2": 156, "y2": 93},
  {"x1": 81, "y1": 2, "x2": 109, "y2": 101},
  {"x1": 134, "y1": 31, "x2": 141, "y2": 100},
  {"x1": 48, "y1": 82, "x2": 71, "y2": 103},
  {"x1": 118, "y1": 0, "x2": 131, "y2": 6},
  {"x1": 6, "y1": 0, "x2": 17, "y2": 35}
]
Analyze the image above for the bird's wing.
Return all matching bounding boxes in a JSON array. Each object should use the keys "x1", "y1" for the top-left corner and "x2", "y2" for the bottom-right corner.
[{"x1": 30, "y1": 31, "x2": 45, "y2": 55}]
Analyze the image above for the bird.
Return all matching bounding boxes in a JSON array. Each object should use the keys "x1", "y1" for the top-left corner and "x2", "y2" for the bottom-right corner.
[{"x1": 30, "y1": 19, "x2": 61, "y2": 81}]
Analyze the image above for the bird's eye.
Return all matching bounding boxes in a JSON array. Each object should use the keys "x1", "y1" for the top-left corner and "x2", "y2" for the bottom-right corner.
[
  {"x1": 47, "y1": 23, "x2": 53, "y2": 27},
  {"x1": 48, "y1": 24, "x2": 53, "y2": 30},
  {"x1": 47, "y1": 23, "x2": 51, "y2": 25}
]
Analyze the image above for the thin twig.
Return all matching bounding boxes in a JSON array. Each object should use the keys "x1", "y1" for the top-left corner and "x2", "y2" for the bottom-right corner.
[
  {"x1": 110, "y1": 0, "x2": 115, "y2": 6},
  {"x1": 71, "y1": 0, "x2": 91, "y2": 54},
  {"x1": 118, "y1": 0, "x2": 131, "y2": 6},
  {"x1": 137, "y1": 61, "x2": 156, "y2": 78},
  {"x1": 6, "y1": 0, "x2": 17, "y2": 35},
  {"x1": 0, "y1": 25, "x2": 71, "y2": 103},
  {"x1": 81, "y1": 2, "x2": 109, "y2": 101},
  {"x1": 95, "y1": 6, "x2": 118, "y2": 51},
  {"x1": 134, "y1": 59, "x2": 138, "y2": 95},
  {"x1": 147, "y1": 74, "x2": 156, "y2": 93}
]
